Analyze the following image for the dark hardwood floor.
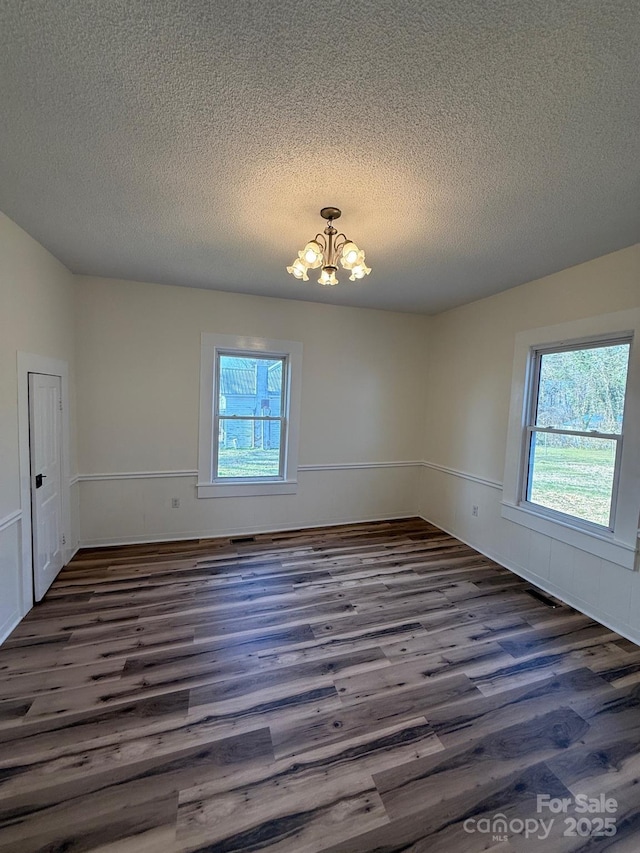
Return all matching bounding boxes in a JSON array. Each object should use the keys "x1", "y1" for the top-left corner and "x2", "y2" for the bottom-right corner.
[{"x1": 1, "y1": 518, "x2": 639, "y2": 852}]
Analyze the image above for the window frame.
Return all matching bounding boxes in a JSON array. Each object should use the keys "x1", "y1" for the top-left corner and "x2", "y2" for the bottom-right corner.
[
  {"x1": 519, "y1": 336, "x2": 631, "y2": 534},
  {"x1": 198, "y1": 334, "x2": 302, "y2": 498},
  {"x1": 502, "y1": 310, "x2": 640, "y2": 571}
]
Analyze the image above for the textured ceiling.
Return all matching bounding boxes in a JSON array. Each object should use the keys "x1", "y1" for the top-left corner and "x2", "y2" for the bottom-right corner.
[{"x1": 1, "y1": 1, "x2": 639, "y2": 314}]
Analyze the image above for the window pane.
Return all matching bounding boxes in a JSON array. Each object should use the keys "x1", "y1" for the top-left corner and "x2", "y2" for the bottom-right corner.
[
  {"x1": 528, "y1": 432, "x2": 617, "y2": 527},
  {"x1": 535, "y1": 343, "x2": 630, "y2": 432},
  {"x1": 218, "y1": 355, "x2": 284, "y2": 417},
  {"x1": 217, "y1": 420, "x2": 282, "y2": 478}
]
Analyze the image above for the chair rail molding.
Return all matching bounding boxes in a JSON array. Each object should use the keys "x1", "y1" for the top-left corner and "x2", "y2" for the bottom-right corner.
[
  {"x1": 77, "y1": 461, "x2": 424, "y2": 480},
  {"x1": 421, "y1": 460, "x2": 503, "y2": 491},
  {"x1": 0, "y1": 509, "x2": 22, "y2": 533}
]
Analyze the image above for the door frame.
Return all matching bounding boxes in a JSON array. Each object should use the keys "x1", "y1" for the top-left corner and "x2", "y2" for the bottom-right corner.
[{"x1": 17, "y1": 352, "x2": 72, "y2": 614}]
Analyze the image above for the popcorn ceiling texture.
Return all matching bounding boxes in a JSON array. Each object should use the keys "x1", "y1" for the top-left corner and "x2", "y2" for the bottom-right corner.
[{"x1": 0, "y1": 0, "x2": 638, "y2": 313}]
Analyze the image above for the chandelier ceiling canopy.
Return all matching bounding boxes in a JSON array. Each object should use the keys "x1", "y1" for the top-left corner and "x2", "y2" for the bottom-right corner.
[{"x1": 287, "y1": 207, "x2": 371, "y2": 287}]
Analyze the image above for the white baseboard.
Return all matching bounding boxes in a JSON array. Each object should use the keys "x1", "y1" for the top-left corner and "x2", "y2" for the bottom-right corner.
[
  {"x1": 78, "y1": 512, "x2": 418, "y2": 550},
  {"x1": 0, "y1": 610, "x2": 22, "y2": 646},
  {"x1": 418, "y1": 512, "x2": 640, "y2": 647},
  {"x1": 65, "y1": 544, "x2": 80, "y2": 564}
]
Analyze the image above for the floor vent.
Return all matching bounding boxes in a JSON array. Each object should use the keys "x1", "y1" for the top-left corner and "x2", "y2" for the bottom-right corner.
[
  {"x1": 231, "y1": 536, "x2": 256, "y2": 544},
  {"x1": 526, "y1": 588, "x2": 562, "y2": 608}
]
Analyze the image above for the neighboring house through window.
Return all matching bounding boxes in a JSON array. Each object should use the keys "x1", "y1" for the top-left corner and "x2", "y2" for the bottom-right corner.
[{"x1": 198, "y1": 334, "x2": 302, "y2": 497}]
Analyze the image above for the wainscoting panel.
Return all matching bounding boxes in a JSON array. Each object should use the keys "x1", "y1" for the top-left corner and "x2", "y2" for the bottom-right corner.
[
  {"x1": 78, "y1": 464, "x2": 421, "y2": 546},
  {"x1": 0, "y1": 511, "x2": 23, "y2": 643}
]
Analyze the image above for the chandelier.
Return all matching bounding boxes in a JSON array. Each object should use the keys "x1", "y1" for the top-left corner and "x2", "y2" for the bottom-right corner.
[{"x1": 287, "y1": 207, "x2": 371, "y2": 286}]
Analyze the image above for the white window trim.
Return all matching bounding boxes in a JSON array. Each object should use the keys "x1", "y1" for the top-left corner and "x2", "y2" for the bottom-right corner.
[
  {"x1": 197, "y1": 334, "x2": 303, "y2": 498},
  {"x1": 502, "y1": 309, "x2": 640, "y2": 571},
  {"x1": 520, "y1": 335, "x2": 630, "y2": 533}
]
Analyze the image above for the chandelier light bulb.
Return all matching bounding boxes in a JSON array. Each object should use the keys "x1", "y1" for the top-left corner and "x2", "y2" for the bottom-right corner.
[
  {"x1": 341, "y1": 242, "x2": 361, "y2": 268},
  {"x1": 349, "y1": 262, "x2": 371, "y2": 281},
  {"x1": 302, "y1": 241, "x2": 323, "y2": 267},
  {"x1": 319, "y1": 268, "x2": 338, "y2": 286},
  {"x1": 286, "y1": 208, "x2": 371, "y2": 287},
  {"x1": 286, "y1": 257, "x2": 310, "y2": 280}
]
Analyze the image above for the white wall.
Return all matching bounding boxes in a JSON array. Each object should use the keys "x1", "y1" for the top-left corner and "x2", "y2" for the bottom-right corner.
[
  {"x1": 3, "y1": 207, "x2": 639, "y2": 648},
  {"x1": 419, "y1": 244, "x2": 640, "y2": 642},
  {"x1": 75, "y1": 276, "x2": 430, "y2": 544},
  {"x1": 0, "y1": 213, "x2": 77, "y2": 641}
]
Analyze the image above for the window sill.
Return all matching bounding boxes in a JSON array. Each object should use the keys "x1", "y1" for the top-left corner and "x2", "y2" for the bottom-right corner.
[
  {"x1": 197, "y1": 480, "x2": 298, "y2": 498},
  {"x1": 501, "y1": 501, "x2": 636, "y2": 570}
]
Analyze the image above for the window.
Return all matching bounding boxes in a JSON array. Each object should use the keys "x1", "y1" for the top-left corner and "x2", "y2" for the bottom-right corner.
[
  {"x1": 522, "y1": 338, "x2": 631, "y2": 530},
  {"x1": 503, "y1": 312, "x2": 640, "y2": 570},
  {"x1": 215, "y1": 353, "x2": 287, "y2": 480},
  {"x1": 198, "y1": 334, "x2": 302, "y2": 497}
]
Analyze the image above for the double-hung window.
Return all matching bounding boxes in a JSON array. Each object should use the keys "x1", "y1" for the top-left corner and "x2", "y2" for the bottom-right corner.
[
  {"x1": 522, "y1": 337, "x2": 631, "y2": 531},
  {"x1": 215, "y1": 353, "x2": 287, "y2": 480},
  {"x1": 503, "y1": 312, "x2": 640, "y2": 570},
  {"x1": 198, "y1": 334, "x2": 302, "y2": 497}
]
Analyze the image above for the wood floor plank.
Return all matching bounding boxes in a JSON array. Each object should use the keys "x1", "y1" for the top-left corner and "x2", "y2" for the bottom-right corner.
[
  {"x1": 0, "y1": 792, "x2": 180, "y2": 853},
  {"x1": 255, "y1": 621, "x2": 429, "y2": 667},
  {"x1": 374, "y1": 706, "x2": 590, "y2": 820},
  {"x1": 176, "y1": 764, "x2": 388, "y2": 853},
  {"x1": 0, "y1": 517, "x2": 636, "y2": 852},
  {"x1": 0, "y1": 727, "x2": 274, "y2": 820},
  {"x1": 334, "y1": 640, "x2": 515, "y2": 702},
  {"x1": 0, "y1": 690, "x2": 191, "y2": 757},
  {"x1": 425, "y1": 667, "x2": 613, "y2": 748},
  {"x1": 174, "y1": 716, "x2": 444, "y2": 852},
  {"x1": 271, "y1": 673, "x2": 476, "y2": 759},
  {"x1": 321, "y1": 761, "x2": 571, "y2": 852},
  {"x1": 188, "y1": 647, "x2": 390, "y2": 713}
]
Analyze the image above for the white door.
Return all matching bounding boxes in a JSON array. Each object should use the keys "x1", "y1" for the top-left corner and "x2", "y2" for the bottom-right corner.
[{"x1": 29, "y1": 373, "x2": 65, "y2": 601}]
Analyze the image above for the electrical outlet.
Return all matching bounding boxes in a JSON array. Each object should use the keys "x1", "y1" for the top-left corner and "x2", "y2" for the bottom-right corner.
[
  {"x1": 472, "y1": 505, "x2": 479, "y2": 517},
  {"x1": 171, "y1": 497, "x2": 180, "y2": 509}
]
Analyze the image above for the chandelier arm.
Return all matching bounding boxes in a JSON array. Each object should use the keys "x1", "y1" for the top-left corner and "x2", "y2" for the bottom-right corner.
[{"x1": 333, "y1": 233, "x2": 349, "y2": 255}]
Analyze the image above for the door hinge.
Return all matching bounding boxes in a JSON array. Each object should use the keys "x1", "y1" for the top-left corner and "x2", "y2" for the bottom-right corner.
[
  {"x1": 62, "y1": 534, "x2": 66, "y2": 546},
  {"x1": 59, "y1": 399, "x2": 63, "y2": 412}
]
